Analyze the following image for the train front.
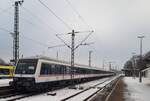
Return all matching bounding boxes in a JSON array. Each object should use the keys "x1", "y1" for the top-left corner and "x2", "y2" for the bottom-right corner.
[{"x1": 10, "y1": 59, "x2": 38, "y2": 90}]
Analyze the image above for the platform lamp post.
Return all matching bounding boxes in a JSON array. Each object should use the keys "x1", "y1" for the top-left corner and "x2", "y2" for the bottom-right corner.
[
  {"x1": 137, "y1": 35, "x2": 145, "y2": 83},
  {"x1": 132, "y1": 52, "x2": 136, "y2": 79}
]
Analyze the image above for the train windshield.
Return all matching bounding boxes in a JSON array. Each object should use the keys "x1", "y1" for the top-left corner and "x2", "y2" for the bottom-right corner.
[
  {"x1": 0, "y1": 68, "x2": 9, "y2": 75},
  {"x1": 15, "y1": 59, "x2": 38, "y2": 74}
]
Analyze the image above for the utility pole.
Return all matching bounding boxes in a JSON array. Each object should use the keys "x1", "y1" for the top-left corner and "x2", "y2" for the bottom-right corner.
[
  {"x1": 89, "y1": 50, "x2": 92, "y2": 67},
  {"x1": 71, "y1": 30, "x2": 75, "y2": 79},
  {"x1": 13, "y1": 0, "x2": 23, "y2": 65},
  {"x1": 68, "y1": 30, "x2": 76, "y2": 79},
  {"x1": 132, "y1": 52, "x2": 136, "y2": 78},
  {"x1": 56, "y1": 30, "x2": 94, "y2": 85},
  {"x1": 137, "y1": 35, "x2": 145, "y2": 83}
]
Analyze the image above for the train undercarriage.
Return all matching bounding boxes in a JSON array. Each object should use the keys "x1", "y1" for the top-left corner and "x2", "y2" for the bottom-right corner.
[{"x1": 10, "y1": 74, "x2": 114, "y2": 92}]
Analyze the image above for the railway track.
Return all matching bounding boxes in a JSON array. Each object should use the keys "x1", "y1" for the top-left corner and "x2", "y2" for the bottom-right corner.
[
  {"x1": 0, "y1": 76, "x2": 116, "y2": 101},
  {"x1": 0, "y1": 83, "x2": 70, "y2": 101},
  {"x1": 0, "y1": 86, "x2": 16, "y2": 98},
  {"x1": 60, "y1": 76, "x2": 120, "y2": 101}
]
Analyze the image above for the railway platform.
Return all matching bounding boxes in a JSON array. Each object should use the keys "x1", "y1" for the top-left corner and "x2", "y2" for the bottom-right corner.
[{"x1": 101, "y1": 77, "x2": 150, "y2": 101}]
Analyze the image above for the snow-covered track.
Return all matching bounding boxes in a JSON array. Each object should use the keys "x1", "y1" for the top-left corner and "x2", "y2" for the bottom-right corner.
[
  {"x1": 61, "y1": 76, "x2": 120, "y2": 101},
  {"x1": 5, "y1": 92, "x2": 40, "y2": 101},
  {"x1": 83, "y1": 77, "x2": 120, "y2": 101}
]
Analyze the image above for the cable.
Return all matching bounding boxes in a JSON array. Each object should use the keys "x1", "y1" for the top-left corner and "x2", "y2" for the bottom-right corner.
[
  {"x1": 0, "y1": 6, "x2": 56, "y2": 48},
  {"x1": 65, "y1": 0, "x2": 93, "y2": 30},
  {"x1": 0, "y1": 5, "x2": 59, "y2": 38},
  {"x1": 0, "y1": 27, "x2": 49, "y2": 47},
  {"x1": 75, "y1": 31, "x2": 93, "y2": 49},
  {"x1": 0, "y1": 6, "x2": 37, "y2": 29},
  {"x1": 20, "y1": 35, "x2": 49, "y2": 47},
  {"x1": 21, "y1": 6, "x2": 58, "y2": 34},
  {"x1": 0, "y1": 6, "x2": 12, "y2": 15},
  {"x1": 0, "y1": 27, "x2": 11, "y2": 33},
  {"x1": 38, "y1": 0, "x2": 72, "y2": 30}
]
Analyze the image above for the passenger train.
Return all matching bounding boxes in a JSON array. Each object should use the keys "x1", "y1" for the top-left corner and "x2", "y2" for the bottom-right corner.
[
  {"x1": 0, "y1": 65, "x2": 14, "y2": 79},
  {"x1": 10, "y1": 56, "x2": 115, "y2": 91}
]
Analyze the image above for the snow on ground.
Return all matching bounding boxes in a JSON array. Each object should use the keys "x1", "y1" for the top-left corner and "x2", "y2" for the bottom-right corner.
[
  {"x1": 17, "y1": 77, "x2": 115, "y2": 101},
  {"x1": 0, "y1": 79, "x2": 12, "y2": 87},
  {"x1": 124, "y1": 77, "x2": 150, "y2": 101}
]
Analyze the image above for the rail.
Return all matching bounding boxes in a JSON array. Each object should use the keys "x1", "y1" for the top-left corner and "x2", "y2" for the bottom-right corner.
[{"x1": 60, "y1": 75, "x2": 120, "y2": 101}]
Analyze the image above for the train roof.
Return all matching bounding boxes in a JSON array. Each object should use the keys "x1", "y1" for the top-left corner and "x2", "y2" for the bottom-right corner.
[{"x1": 19, "y1": 56, "x2": 112, "y2": 72}]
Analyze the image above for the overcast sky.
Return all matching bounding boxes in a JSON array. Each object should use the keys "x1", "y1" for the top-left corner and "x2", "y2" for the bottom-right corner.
[{"x1": 0, "y1": 0, "x2": 150, "y2": 69}]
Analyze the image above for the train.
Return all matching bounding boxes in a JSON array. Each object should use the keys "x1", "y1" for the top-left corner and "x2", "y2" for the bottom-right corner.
[
  {"x1": 0, "y1": 65, "x2": 14, "y2": 79},
  {"x1": 10, "y1": 56, "x2": 115, "y2": 91}
]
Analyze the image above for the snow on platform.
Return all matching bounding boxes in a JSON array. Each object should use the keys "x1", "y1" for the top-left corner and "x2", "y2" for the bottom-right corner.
[
  {"x1": 0, "y1": 79, "x2": 12, "y2": 87},
  {"x1": 124, "y1": 77, "x2": 150, "y2": 101}
]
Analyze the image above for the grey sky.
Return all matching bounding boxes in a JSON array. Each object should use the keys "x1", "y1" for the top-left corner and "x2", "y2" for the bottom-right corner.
[{"x1": 0, "y1": 0, "x2": 150, "y2": 69}]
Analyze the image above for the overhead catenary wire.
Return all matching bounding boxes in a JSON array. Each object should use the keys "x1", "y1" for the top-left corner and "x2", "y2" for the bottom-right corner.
[
  {"x1": 0, "y1": 5, "x2": 61, "y2": 50},
  {"x1": 0, "y1": 6, "x2": 51, "y2": 48},
  {"x1": 75, "y1": 31, "x2": 93, "y2": 49},
  {"x1": 0, "y1": 6, "x2": 12, "y2": 15},
  {"x1": 21, "y1": 6, "x2": 58, "y2": 34},
  {"x1": 0, "y1": 5, "x2": 59, "y2": 40},
  {"x1": 0, "y1": 27, "x2": 50, "y2": 47},
  {"x1": 0, "y1": 6, "x2": 43, "y2": 32},
  {"x1": 38, "y1": 0, "x2": 72, "y2": 30},
  {"x1": 56, "y1": 34, "x2": 71, "y2": 48},
  {"x1": 48, "y1": 44, "x2": 66, "y2": 49},
  {"x1": 65, "y1": 0, "x2": 93, "y2": 30},
  {"x1": 0, "y1": 27, "x2": 11, "y2": 33}
]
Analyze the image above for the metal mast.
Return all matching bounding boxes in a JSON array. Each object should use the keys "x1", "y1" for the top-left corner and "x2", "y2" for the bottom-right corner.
[
  {"x1": 56, "y1": 30, "x2": 93, "y2": 82},
  {"x1": 69, "y1": 30, "x2": 75, "y2": 79},
  {"x1": 137, "y1": 35, "x2": 145, "y2": 83},
  {"x1": 13, "y1": 0, "x2": 23, "y2": 65}
]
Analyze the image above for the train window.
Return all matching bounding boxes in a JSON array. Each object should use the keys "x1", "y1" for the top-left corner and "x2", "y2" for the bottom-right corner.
[
  {"x1": 51, "y1": 64, "x2": 55, "y2": 74},
  {"x1": 15, "y1": 59, "x2": 37, "y2": 74},
  {"x1": 66, "y1": 66, "x2": 70, "y2": 74},
  {"x1": 40, "y1": 63, "x2": 52, "y2": 75},
  {"x1": 55, "y1": 65, "x2": 61, "y2": 74},
  {"x1": 62, "y1": 65, "x2": 66, "y2": 74},
  {"x1": 61, "y1": 65, "x2": 65, "y2": 74},
  {"x1": 0, "y1": 68, "x2": 9, "y2": 75},
  {"x1": 28, "y1": 66, "x2": 34, "y2": 70},
  {"x1": 74, "y1": 67, "x2": 79, "y2": 74}
]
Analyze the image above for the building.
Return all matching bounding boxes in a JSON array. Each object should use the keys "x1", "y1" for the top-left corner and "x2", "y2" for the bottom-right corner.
[
  {"x1": 142, "y1": 67, "x2": 150, "y2": 78},
  {"x1": 123, "y1": 51, "x2": 150, "y2": 77}
]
